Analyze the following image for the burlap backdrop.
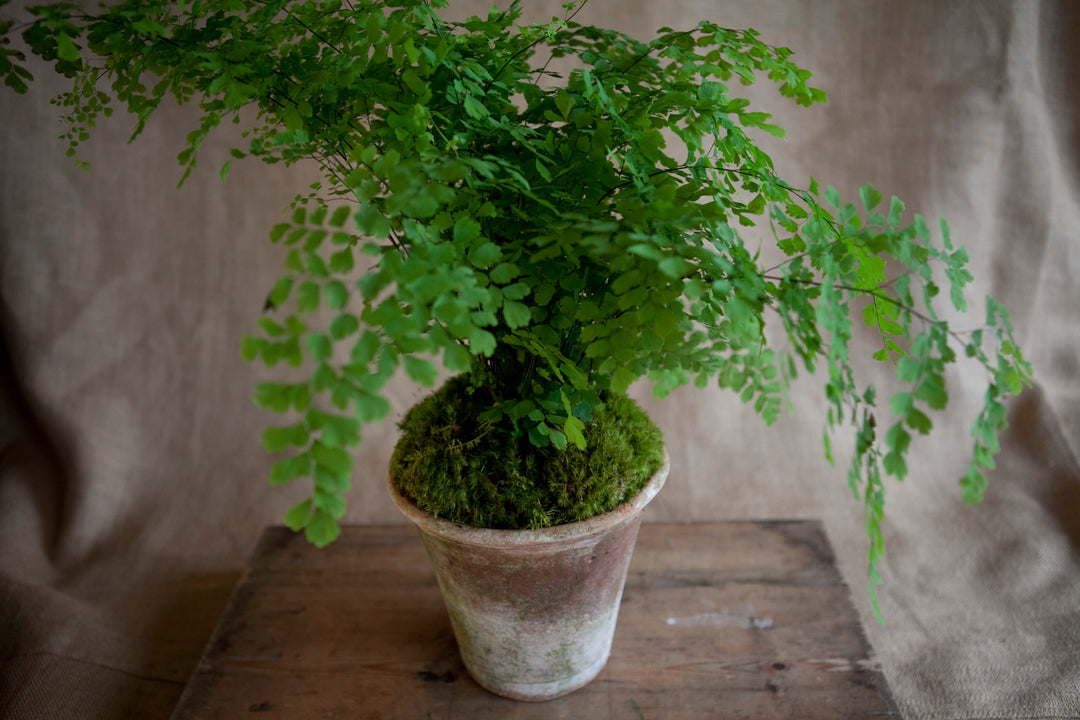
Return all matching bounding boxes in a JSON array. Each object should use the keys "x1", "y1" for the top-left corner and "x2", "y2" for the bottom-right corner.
[{"x1": 1, "y1": 1, "x2": 1077, "y2": 717}]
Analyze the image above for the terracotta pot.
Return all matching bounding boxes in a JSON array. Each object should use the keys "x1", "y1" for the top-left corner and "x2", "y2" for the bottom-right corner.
[{"x1": 387, "y1": 450, "x2": 669, "y2": 701}]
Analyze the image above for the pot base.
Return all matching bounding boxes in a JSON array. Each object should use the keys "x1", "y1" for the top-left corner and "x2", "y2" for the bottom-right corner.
[{"x1": 468, "y1": 647, "x2": 611, "y2": 701}]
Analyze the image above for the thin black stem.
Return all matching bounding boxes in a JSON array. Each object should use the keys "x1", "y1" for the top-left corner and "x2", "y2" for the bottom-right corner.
[
  {"x1": 596, "y1": 163, "x2": 693, "y2": 204},
  {"x1": 762, "y1": 273, "x2": 974, "y2": 349}
]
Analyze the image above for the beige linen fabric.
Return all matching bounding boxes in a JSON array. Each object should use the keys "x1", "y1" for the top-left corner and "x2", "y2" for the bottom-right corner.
[{"x1": 1, "y1": 1, "x2": 1077, "y2": 717}]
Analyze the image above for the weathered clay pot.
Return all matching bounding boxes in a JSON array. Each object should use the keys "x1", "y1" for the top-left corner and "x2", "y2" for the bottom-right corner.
[{"x1": 387, "y1": 450, "x2": 669, "y2": 701}]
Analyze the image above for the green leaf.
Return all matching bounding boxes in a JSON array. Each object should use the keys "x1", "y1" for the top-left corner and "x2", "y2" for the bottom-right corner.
[
  {"x1": 914, "y1": 214, "x2": 931, "y2": 242},
  {"x1": 548, "y1": 427, "x2": 568, "y2": 450},
  {"x1": 283, "y1": 337, "x2": 302, "y2": 367},
  {"x1": 289, "y1": 383, "x2": 311, "y2": 412},
  {"x1": 56, "y1": 32, "x2": 80, "y2": 62},
  {"x1": 330, "y1": 248, "x2": 354, "y2": 274},
  {"x1": 328, "y1": 205, "x2": 351, "y2": 227},
  {"x1": 761, "y1": 123, "x2": 786, "y2": 138},
  {"x1": 887, "y1": 196, "x2": 905, "y2": 226},
  {"x1": 352, "y1": 330, "x2": 381, "y2": 365},
  {"x1": 947, "y1": 267, "x2": 971, "y2": 312},
  {"x1": 262, "y1": 424, "x2": 308, "y2": 452},
  {"x1": 270, "y1": 453, "x2": 311, "y2": 486},
  {"x1": 890, "y1": 392, "x2": 913, "y2": 416},
  {"x1": 503, "y1": 300, "x2": 531, "y2": 328},
  {"x1": 355, "y1": 204, "x2": 390, "y2": 238},
  {"x1": 906, "y1": 408, "x2": 933, "y2": 435},
  {"x1": 527, "y1": 423, "x2": 550, "y2": 448},
  {"x1": 404, "y1": 356, "x2": 438, "y2": 386},
  {"x1": 260, "y1": 342, "x2": 282, "y2": 367},
  {"x1": 533, "y1": 283, "x2": 556, "y2": 306},
  {"x1": 883, "y1": 451, "x2": 908, "y2": 480},
  {"x1": 443, "y1": 342, "x2": 472, "y2": 372},
  {"x1": 254, "y1": 382, "x2": 290, "y2": 413},
  {"x1": 468, "y1": 327, "x2": 497, "y2": 356},
  {"x1": 914, "y1": 376, "x2": 948, "y2": 410},
  {"x1": 940, "y1": 216, "x2": 955, "y2": 250},
  {"x1": 316, "y1": 411, "x2": 360, "y2": 449},
  {"x1": 312, "y1": 441, "x2": 352, "y2": 479},
  {"x1": 5, "y1": 72, "x2": 30, "y2": 94},
  {"x1": 404, "y1": 190, "x2": 440, "y2": 219},
  {"x1": 325, "y1": 280, "x2": 349, "y2": 309},
  {"x1": 554, "y1": 89, "x2": 575, "y2": 119},
  {"x1": 896, "y1": 358, "x2": 922, "y2": 383},
  {"x1": 305, "y1": 509, "x2": 341, "y2": 547},
  {"x1": 307, "y1": 333, "x2": 332, "y2": 362},
  {"x1": 266, "y1": 277, "x2": 294, "y2": 309},
  {"x1": 490, "y1": 262, "x2": 520, "y2": 284},
  {"x1": 240, "y1": 335, "x2": 264, "y2": 362},
  {"x1": 314, "y1": 488, "x2": 347, "y2": 519},
  {"x1": 284, "y1": 499, "x2": 312, "y2": 531},
  {"x1": 824, "y1": 185, "x2": 841, "y2": 209},
  {"x1": 961, "y1": 466, "x2": 987, "y2": 503},
  {"x1": 859, "y1": 183, "x2": 883, "y2": 212},
  {"x1": 296, "y1": 281, "x2": 320, "y2": 313},
  {"x1": 312, "y1": 464, "x2": 347, "y2": 492},
  {"x1": 658, "y1": 257, "x2": 693, "y2": 278},
  {"x1": 746, "y1": 194, "x2": 766, "y2": 215},
  {"x1": 282, "y1": 103, "x2": 304, "y2": 130},
  {"x1": 886, "y1": 423, "x2": 912, "y2": 456},
  {"x1": 355, "y1": 391, "x2": 392, "y2": 422},
  {"x1": 257, "y1": 317, "x2": 286, "y2": 337},
  {"x1": 463, "y1": 94, "x2": 488, "y2": 119},
  {"x1": 310, "y1": 364, "x2": 336, "y2": 393},
  {"x1": 468, "y1": 242, "x2": 501, "y2": 267},
  {"x1": 473, "y1": 308, "x2": 499, "y2": 326},
  {"x1": 502, "y1": 282, "x2": 529, "y2": 300},
  {"x1": 261, "y1": 426, "x2": 289, "y2": 453},
  {"x1": 610, "y1": 366, "x2": 635, "y2": 394},
  {"x1": 329, "y1": 313, "x2": 359, "y2": 339},
  {"x1": 284, "y1": 248, "x2": 305, "y2": 274},
  {"x1": 285, "y1": 227, "x2": 307, "y2": 246},
  {"x1": 306, "y1": 254, "x2": 329, "y2": 280},
  {"x1": 564, "y1": 415, "x2": 586, "y2": 450}
]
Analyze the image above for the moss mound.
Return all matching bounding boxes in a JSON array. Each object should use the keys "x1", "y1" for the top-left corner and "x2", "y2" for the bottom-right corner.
[{"x1": 390, "y1": 376, "x2": 665, "y2": 529}]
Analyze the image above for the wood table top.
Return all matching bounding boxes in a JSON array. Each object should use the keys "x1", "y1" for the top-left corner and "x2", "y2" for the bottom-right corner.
[{"x1": 171, "y1": 521, "x2": 900, "y2": 719}]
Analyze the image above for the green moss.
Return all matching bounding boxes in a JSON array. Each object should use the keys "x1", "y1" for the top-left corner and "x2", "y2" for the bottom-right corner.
[{"x1": 390, "y1": 376, "x2": 664, "y2": 529}]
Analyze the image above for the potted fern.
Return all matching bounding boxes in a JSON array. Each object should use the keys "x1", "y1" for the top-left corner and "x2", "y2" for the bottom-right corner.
[{"x1": 3, "y1": 0, "x2": 1031, "y2": 700}]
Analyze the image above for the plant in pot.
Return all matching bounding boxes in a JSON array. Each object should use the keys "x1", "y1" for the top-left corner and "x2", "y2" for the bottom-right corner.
[{"x1": 3, "y1": 0, "x2": 1032, "y2": 701}]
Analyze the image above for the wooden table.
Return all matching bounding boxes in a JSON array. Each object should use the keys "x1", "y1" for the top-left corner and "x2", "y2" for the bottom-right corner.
[{"x1": 171, "y1": 522, "x2": 900, "y2": 719}]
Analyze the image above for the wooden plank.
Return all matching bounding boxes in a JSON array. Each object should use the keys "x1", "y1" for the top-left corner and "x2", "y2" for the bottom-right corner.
[{"x1": 171, "y1": 522, "x2": 900, "y2": 719}]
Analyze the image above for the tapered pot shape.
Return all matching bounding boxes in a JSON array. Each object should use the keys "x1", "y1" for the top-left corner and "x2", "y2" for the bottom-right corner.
[{"x1": 387, "y1": 450, "x2": 669, "y2": 701}]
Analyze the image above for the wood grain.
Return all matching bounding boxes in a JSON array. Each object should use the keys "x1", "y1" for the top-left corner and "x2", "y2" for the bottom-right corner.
[{"x1": 171, "y1": 522, "x2": 900, "y2": 719}]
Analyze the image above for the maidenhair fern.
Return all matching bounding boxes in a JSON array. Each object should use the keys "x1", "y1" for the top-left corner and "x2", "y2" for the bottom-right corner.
[{"x1": 3, "y1": 0, "x2": 1032, "y2": 617}]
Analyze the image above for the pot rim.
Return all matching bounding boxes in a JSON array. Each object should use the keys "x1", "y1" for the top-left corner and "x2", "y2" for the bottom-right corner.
[{"x1": 387, "y1": 448, "x2": 670, "y2": 548}]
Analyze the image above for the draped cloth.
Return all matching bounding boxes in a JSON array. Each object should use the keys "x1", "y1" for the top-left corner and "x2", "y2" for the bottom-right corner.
[{"x1": 1, "y1": 1, "x2": 1077, "y2": 717}]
